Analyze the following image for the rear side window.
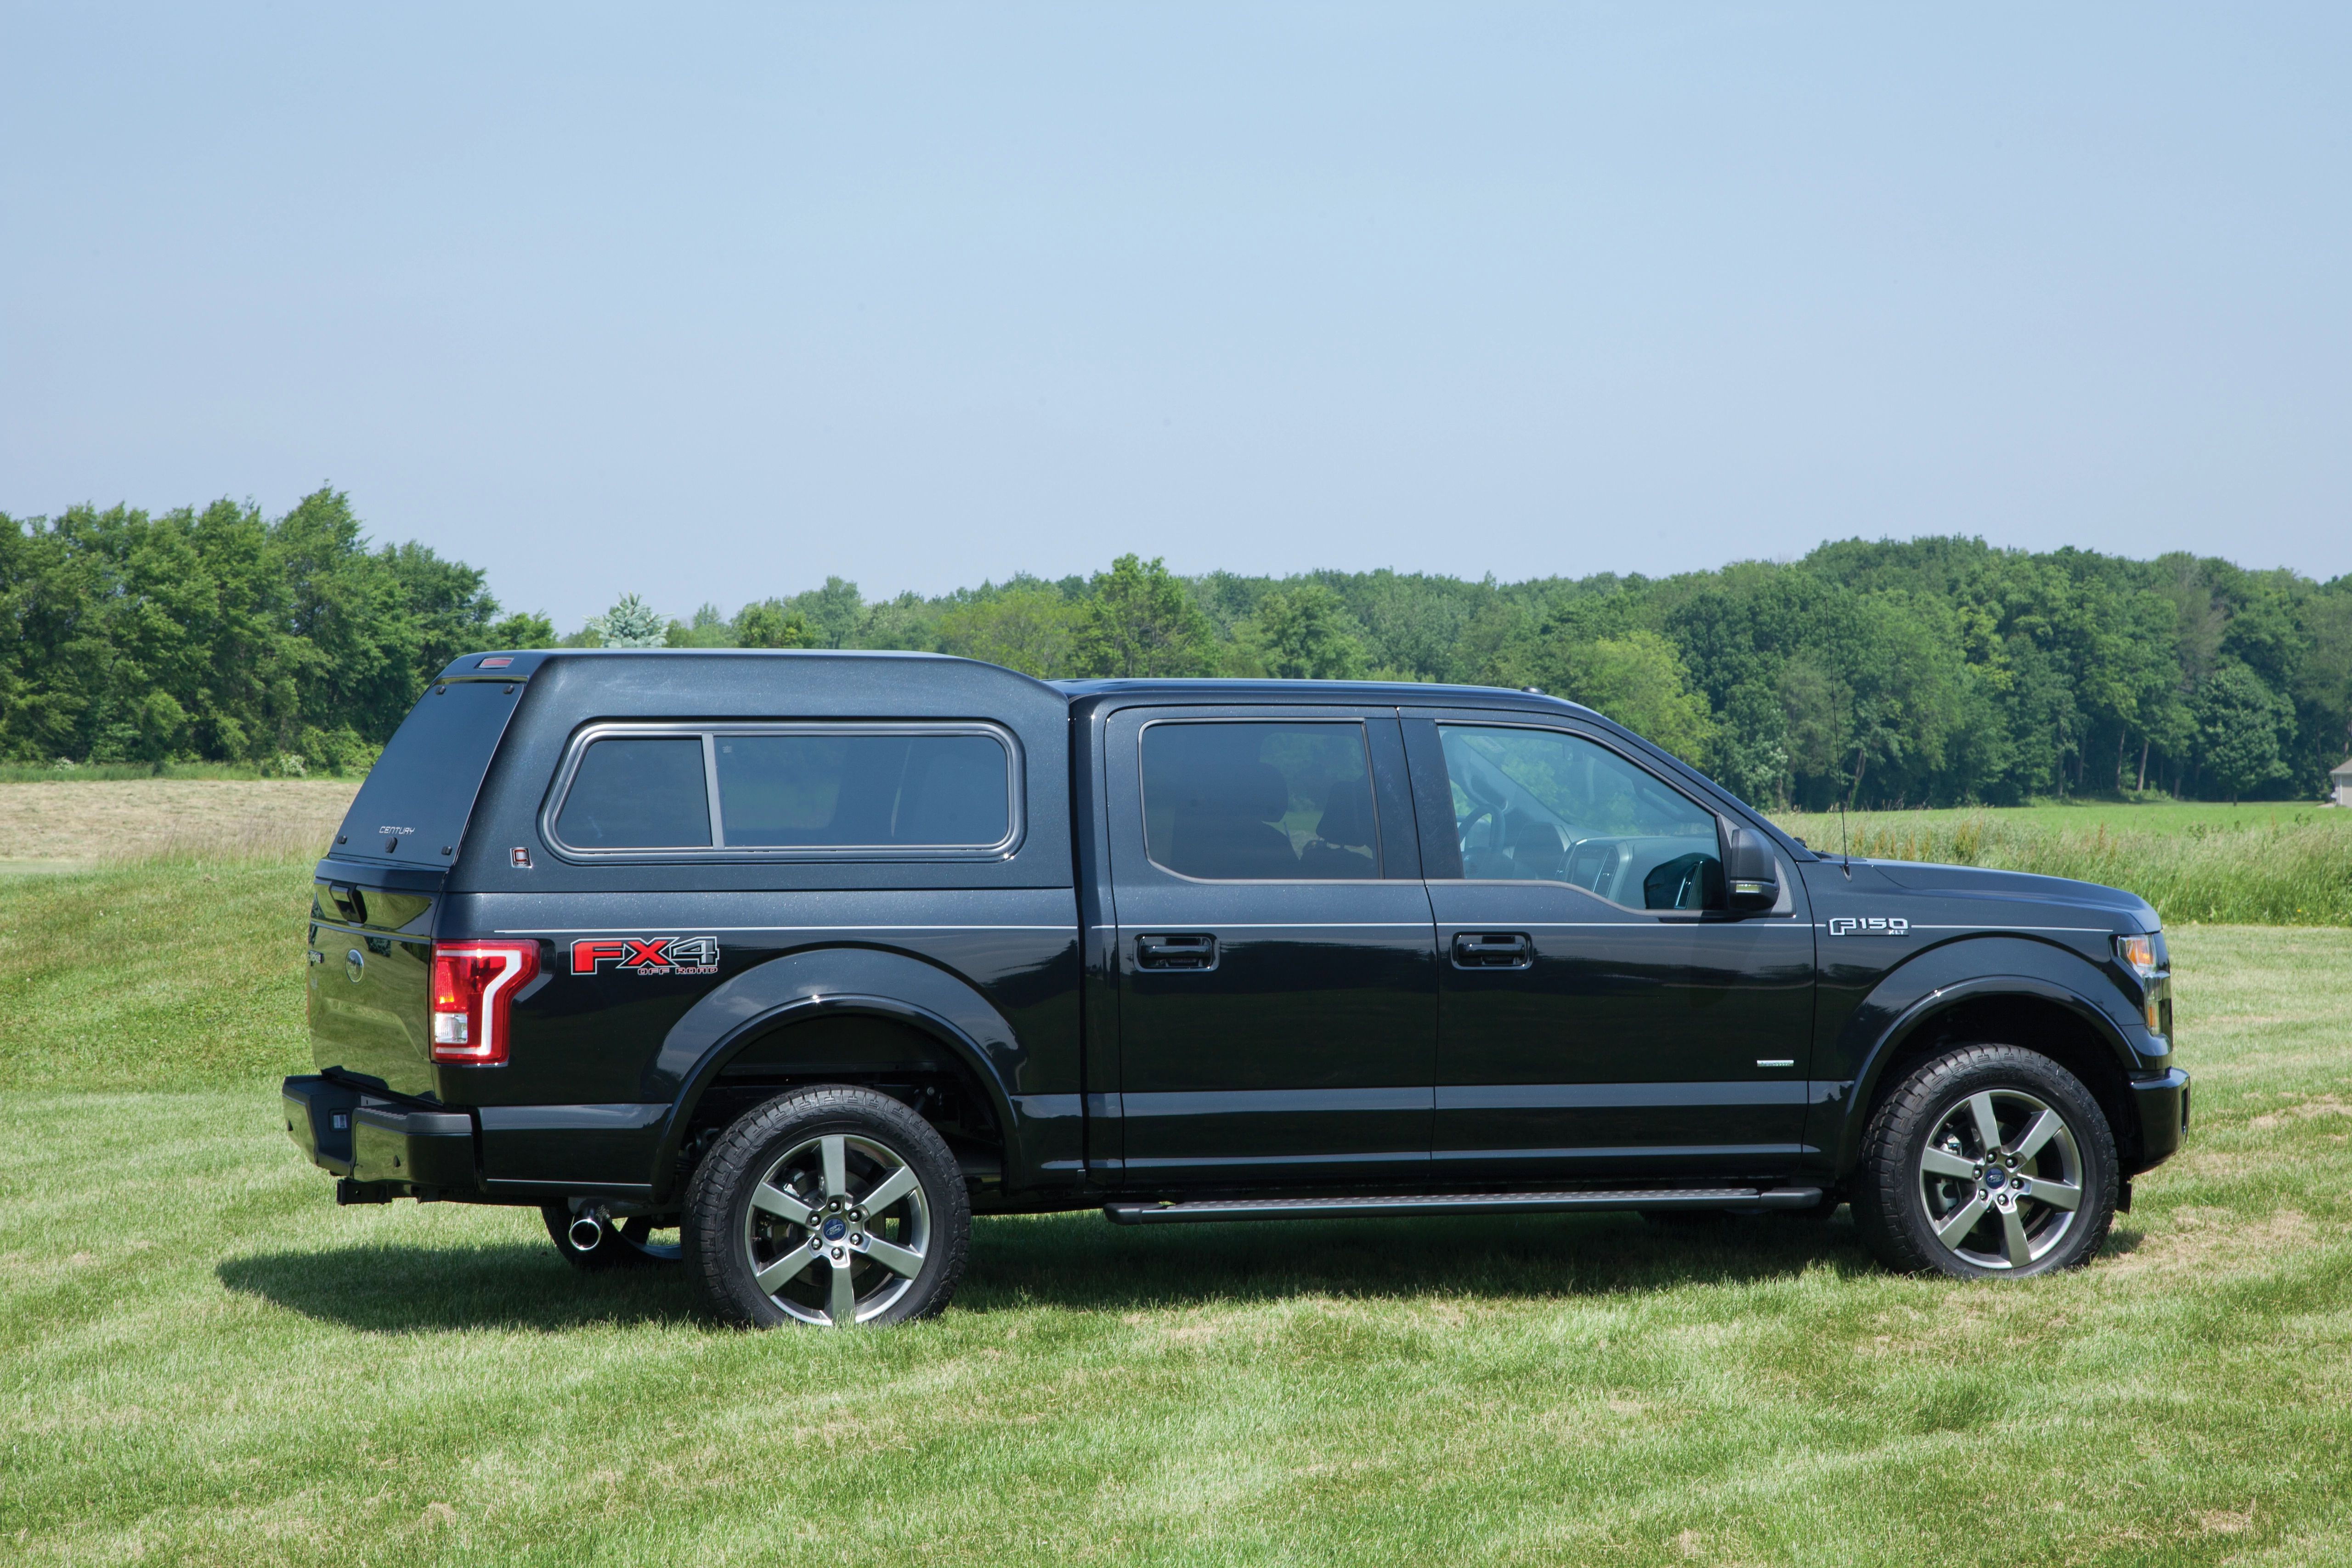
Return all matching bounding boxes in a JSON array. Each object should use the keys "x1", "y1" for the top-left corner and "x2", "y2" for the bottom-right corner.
[
  {"x1": 553, "y1": 736, "x2": 711, "y2": 848},
  {"x1": 1141, "y1": 720, "x2": 1379, "y2": 880},
  {"x1": 545, "y1": 722, "x2": 1019, "y2": 857}
]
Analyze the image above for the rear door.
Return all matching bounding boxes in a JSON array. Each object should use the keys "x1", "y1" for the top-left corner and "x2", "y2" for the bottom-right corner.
[
  {"x1": 1403, "y1": 713, "x2": 1815, "y2": 1179},
  {"x1": 1105, "y1": 705, "x2": 1436, "y2": 1183}
]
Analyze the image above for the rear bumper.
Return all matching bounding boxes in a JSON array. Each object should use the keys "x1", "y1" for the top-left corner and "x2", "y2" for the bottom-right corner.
[
  {"x1": 2129, "y1": 1067, "x2": 2192, "y2": 1171},
  {"x1": 282, "y1": 1076, "x2": 479, "y2": 1196}
]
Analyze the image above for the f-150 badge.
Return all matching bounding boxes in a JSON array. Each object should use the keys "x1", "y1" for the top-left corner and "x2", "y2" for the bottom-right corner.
[
  {"x1": 1828, "y1": 917, "x2": 1910, "y2": 937},
  {"x1": 571, "y1": 935, "x2": 721, "y2": 975}
]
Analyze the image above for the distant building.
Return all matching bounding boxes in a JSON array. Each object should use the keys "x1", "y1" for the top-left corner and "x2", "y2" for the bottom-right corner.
[{"x1": 2335, "y1": 759, "x2": 2352, "y2": 807}]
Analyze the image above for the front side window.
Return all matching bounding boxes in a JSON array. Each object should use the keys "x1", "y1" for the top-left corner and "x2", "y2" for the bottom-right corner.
[
  {"x1": 1142, "y1": 721, "x2": 1378, "y2": 880},
  {"x1": 1437, "y1": 725, "x2": 1721, "y2": 910},
  {"x1": 552, "y1": 736, "x2": 712, "y2": 849}
]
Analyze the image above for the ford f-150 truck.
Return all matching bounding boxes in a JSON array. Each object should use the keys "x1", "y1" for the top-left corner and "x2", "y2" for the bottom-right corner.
[{"x1": 284, "y1": 649, "x2": 2189, "y2": 1327}]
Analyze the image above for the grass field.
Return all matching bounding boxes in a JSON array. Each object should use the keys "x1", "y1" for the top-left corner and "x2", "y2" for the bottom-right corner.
[
  {"x1": 1774, "y1": 804, "x2": 2352, "y2": 927},
  {"x1": 4, "y1": 853, "x2": 2352, "y2": 1564}
]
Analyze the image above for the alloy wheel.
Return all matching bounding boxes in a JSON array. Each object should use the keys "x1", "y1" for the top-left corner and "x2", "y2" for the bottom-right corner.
[
  {"x1": 1916, "y1": 1088, "x2": 2086, "y2": 1271},
  {"x1": 741, "y1": 1132, "x2": 932, "y2": 1326}
]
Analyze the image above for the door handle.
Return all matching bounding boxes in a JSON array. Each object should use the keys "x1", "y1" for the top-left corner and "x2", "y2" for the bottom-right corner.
[
  {"x1": 1136, "y1": 933, "x2": 1219, "y2": 972},
  {"x1": 1453, "y1": 932, "x2": 1533, "y2": 969}
]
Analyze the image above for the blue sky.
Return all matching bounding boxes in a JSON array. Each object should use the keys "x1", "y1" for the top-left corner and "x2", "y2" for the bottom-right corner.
[{"x1": 5, "y1": 4, "x2": 2347, "y2": 628}]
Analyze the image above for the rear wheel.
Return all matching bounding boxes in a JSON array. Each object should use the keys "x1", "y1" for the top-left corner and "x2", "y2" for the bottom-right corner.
[
  {"x1": 1854, "y1": 1044, "x2": 2117, "y2": 1279},
  {"x1": 541, "y1": 1204, "x2": 680, "y2": 1270},
  {"x1": 682, "y1": 1085, "x2": 970, "y2": 1328}
]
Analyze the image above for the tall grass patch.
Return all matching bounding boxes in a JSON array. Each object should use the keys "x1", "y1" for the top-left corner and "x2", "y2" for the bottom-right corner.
[{"x1": 1776, "y1": 809, "x2": 2352, "y2": 926}]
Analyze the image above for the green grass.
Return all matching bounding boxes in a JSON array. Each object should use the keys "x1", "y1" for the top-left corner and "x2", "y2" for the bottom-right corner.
[
  {"x1": 5, "y1": 858, "x2": 2352, "y2": 1563},
  {"x1": 1781, "y1": 799, "x2": 2349, "y2": 837},
  {"x1": 0, "y1": 855, "x2": 316, "y2": 1091},
  {"x1": 1774, "y1": 805, "x2": 2352, "y2": 927},
  {"x1": 0, "y1": 760, "x2": 346, "y2": 783}
]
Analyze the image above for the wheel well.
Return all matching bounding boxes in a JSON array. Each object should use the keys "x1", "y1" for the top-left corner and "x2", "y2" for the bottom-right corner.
[
  {"x1": 1868, "y1": 994, "x2": 2141, "y2": 1170},
  {"x1": 675, "y1": 1013, "x2": 1006, "y2": 1185}
]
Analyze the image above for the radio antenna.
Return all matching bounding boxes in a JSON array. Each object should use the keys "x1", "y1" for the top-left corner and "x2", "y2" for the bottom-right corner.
[{"x1": 1838, "y1": 799, "x2": 1852, "y2": 878}]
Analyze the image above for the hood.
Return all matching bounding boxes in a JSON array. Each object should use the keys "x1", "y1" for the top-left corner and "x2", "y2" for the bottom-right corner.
[{"x1": 1866, "y1": 860, "x2": 2159, "y2": 928}]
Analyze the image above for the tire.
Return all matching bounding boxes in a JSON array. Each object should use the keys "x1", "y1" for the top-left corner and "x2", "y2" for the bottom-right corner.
[
  {"x1": 541, "y1": 1204, "x2": 681, "y2": 1270},
  {"x1": 682, "y1": 1085, "x2": 971, "y2": 1329},
  {"x1": 1854, "y1": 1044, "x2": 2118, "y2": 1279}
]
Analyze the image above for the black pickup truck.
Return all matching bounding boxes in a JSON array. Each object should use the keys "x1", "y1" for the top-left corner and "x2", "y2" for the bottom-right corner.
[{"x1": 285, "y1": 649, "x2": 2189, "y2": 1326}]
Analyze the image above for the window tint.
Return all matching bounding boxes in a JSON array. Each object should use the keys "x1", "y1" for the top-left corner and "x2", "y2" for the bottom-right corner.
[
  {"x1": 1142, "y1": 722, "x2": 1378, "y2": 880},
  {"x1": 1437, "y1": 726, "x2": 1721, "y2": 910},
  {"x1": 715, "y1": 732, "x2": 1010, "y2": 847},
  {"x1": 554, "y1": 737, "x2": 712, "y2": 848}
]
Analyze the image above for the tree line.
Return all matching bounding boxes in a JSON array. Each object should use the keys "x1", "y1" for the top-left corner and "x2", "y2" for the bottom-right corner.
[
  {"x1": 6, "y1": 491, "x2": 2347, "y2": 804},
  {"x1": 0, "y1": 490, "x2": 545, "y2": 773}
]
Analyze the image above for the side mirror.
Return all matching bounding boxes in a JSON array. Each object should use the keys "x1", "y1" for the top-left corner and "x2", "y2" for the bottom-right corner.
[{"x1": 1722, "y1": 825, "x2": 1778, "y2": 911}]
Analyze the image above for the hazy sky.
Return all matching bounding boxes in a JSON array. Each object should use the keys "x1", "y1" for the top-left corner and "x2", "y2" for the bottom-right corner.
[{"x1": 6, "y1": 4, "x2": 2348, "y2": 628}]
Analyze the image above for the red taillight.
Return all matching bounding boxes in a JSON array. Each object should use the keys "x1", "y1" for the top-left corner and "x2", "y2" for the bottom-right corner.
[{"x1": 429, "y1": 940, "x2": 539, "y2": 1066}]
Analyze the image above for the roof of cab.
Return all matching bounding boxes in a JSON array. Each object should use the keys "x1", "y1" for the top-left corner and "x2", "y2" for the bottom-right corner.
[{"x1": 1052, "y1": 676, "x2": 1600, "y2": 721}]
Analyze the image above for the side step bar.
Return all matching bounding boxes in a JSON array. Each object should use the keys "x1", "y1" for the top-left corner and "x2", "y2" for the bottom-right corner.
[{"x1": 1103, "y1": 1186, "x2": 1823, "y2": 1226}]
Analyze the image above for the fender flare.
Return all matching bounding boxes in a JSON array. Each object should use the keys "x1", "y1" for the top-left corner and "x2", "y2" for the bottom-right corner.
[
  {"x1": 1828, "y1": 967, "x2": 2141, "y2": 1178},
  {"x1": 645, "y1": 947, "x2": 1024, "y2": 1198}
]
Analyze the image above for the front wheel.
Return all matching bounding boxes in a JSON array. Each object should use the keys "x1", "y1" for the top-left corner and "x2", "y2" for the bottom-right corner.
[
  {"x1": 682, "y1": 1085, "x2": 971, "y2": 1328},
  {"x1": 1854, "y1": 1044, "x2": 2118, "y2": 1279}
]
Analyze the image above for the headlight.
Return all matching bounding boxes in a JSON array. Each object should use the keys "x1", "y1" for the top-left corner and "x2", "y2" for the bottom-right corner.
[{"x1": 2115, "y1": 933, "x2": 2158, "y2": 980}]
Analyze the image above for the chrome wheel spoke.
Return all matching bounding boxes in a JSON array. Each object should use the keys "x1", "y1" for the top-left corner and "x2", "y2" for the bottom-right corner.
[
  {"x1": 861, "y1": 1234, "x2": 924, "y2": 1278},
  {"x1": 2001, "y1": 1207, "x2": 2033, "y2": 1268},
  {"x1": 751, "y1": 1183, "x2": 814, "y2": 1227},
  {"x1": 859, "y1": 1163, "x2": 921, "y2": 1214},
  {"x1": 828, "y1": 1257, "x2": 858, "y2": 1325},
  {"x1": 1935, "y1": 1194, "x2": 1989, "y2": 1248},
  {"x1": 2011, "y1": 1109, "x2": 2064, "y2": 1161},
  {"x1": 1920, "y1": 1147, "x2": 1976, "y2": 1181},
  {"x1": 821, "y1": 1136, "x2": 850, "y2": 1201},
  {"x1": 2024, "y1": 1177, "x2": 2081, "y2": 1212},
  {"x1": 756, "y1": 1247, "x2": 817, "y2": 1294},
  {"x1": 1966, "y1": 1093, "x2": 2004, "y2": 1155}
]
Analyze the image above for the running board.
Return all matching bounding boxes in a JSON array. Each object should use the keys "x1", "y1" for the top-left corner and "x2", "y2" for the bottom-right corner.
[{"x1": 1102, "y1": 1186, "x2": 1822, "y2": 1226}]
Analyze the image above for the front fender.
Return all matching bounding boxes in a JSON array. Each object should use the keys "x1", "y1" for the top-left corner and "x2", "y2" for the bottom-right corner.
[
  {"x1": 647, "y1": 947, "x2": 1073, "y2": 1199},
  {"x1": 1811, "y1": 935, "x2": 2147, "y2": 1180}
]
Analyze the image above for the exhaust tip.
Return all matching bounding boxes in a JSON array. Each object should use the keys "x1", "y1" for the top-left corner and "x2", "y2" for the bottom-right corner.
[{"x1": 568, "y1": 1213, "x2": 605, "y2": 1250}]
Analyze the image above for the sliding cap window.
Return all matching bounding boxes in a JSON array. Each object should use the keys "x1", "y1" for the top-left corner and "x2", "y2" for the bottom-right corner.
[
  {"x1": 1141, "y1": 721, "x2": 1379, "y2": 880},
  {"x1": 715, "y1": 731, "x2": 1011, "y2": 849}
]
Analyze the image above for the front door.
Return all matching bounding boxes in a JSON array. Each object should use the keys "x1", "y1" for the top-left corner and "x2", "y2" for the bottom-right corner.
[
  {"x1": 1403, "y1": 714, "x2": 1816, "y2": 1180},
  {"x1": 1106, "y1": 708, "x2": 1437, "y2": 1184}
]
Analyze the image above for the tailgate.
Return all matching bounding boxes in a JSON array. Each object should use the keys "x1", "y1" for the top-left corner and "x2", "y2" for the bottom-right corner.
[{"x1": 306, "y1": 874, "x2": 438, "y2": 1097}]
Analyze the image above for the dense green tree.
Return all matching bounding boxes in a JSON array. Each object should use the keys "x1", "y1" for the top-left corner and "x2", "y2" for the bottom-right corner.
[
  {"x1": 1543, "y1": 630, "x2": 1716, "y2": 764},
  {"x1": 936, "y1": 586, "x2": 1083, "y2": 677},
  {"x1": 2194, "y1": 662, "x2": 2291, "y2": 803},
  {"x1": 1073, "y1": 555, "x2": 1216, "y2": 678},
  {"x1": 1236, "y1": 585, "x2": 1369, "y2": 680},
  {"x1": 730, "y1": 601, "x2": 818, "y2": 649}
]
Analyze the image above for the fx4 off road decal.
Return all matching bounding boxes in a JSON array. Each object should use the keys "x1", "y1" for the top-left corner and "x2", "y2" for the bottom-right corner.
[
  {"x1": 1827, "y1": 917, "x2": 1910, "y2": 937},
  {"x1": 571, "y1": 935, "x2": 721, "y2": 976}
]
